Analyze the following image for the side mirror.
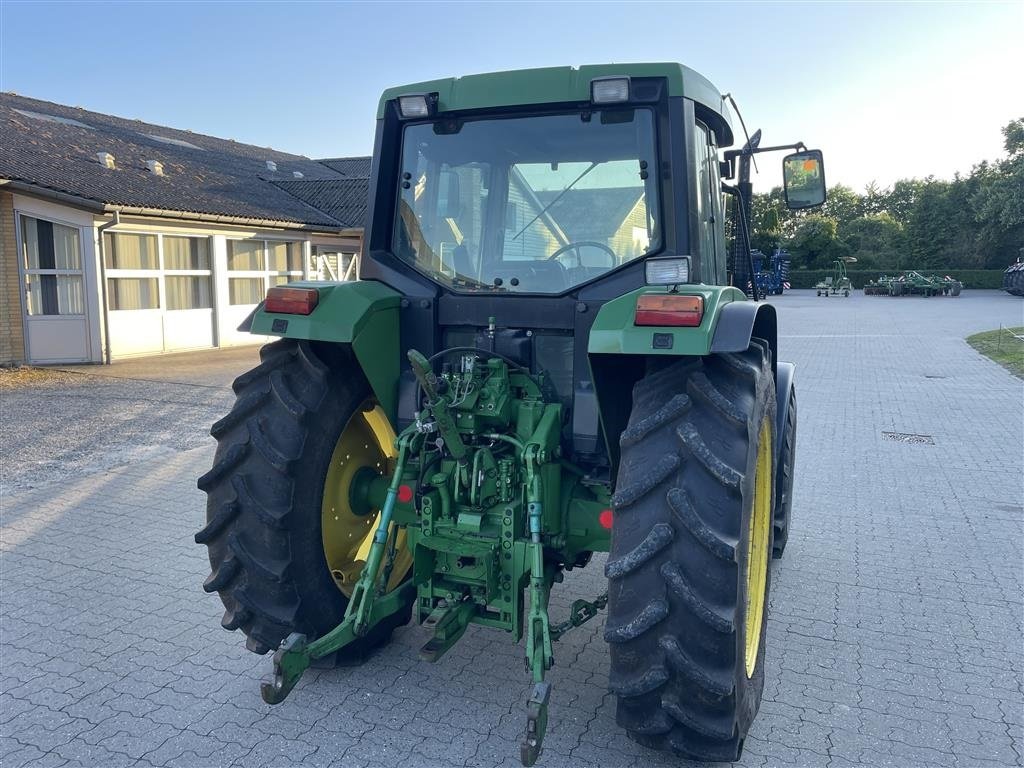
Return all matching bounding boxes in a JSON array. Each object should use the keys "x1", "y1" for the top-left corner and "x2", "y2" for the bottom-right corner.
[
  {"x1": 782, "y1": 150, "x2": 826, "y2": 210},
  {"x1": 439, "y1": 169, "x2": 462, "y2": 219}
]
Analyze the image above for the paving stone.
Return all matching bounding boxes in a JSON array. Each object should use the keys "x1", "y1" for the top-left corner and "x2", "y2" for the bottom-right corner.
[{"x1": 1, "y1": 291, "x2": 1022, "y2": 767}]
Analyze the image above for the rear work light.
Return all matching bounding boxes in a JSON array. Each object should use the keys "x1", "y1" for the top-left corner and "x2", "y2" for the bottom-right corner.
[
  {"x1": 645, "y1": 256, "x2": 691, "y2": 285},
  {"x1": 634, "y1": 294, "x2": 704, "y2": 327},
  {"x1": 397, "y1": 93, "x2": 435, "y2": 119},
  {"x1": 264, "y1": 287, "x2": 319, "y2": 315},
  {"x1": 591, "y1": 77, "x2": 630, "y2": 104}
]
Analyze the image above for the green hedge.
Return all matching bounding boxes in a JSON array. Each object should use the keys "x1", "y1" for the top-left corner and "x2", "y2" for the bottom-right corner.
[{"x1": 786, "y1": 269, "x2": 1006, "y2": 290}]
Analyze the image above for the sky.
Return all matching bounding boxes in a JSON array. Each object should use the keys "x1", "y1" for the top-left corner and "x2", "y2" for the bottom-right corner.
[{"x1": 1, "y1": 1, "x2": 1021, "y2": 193}]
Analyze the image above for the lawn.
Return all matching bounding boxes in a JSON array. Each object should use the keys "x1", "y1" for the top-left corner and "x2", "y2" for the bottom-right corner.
[{"x1": 966, "y1": 326, "x2": 1024, "y2": 378}]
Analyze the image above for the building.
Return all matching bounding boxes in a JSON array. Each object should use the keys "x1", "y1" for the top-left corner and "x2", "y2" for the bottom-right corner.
[{"x1": 0, "y1": 92, "x2": 370, "y2": 365}]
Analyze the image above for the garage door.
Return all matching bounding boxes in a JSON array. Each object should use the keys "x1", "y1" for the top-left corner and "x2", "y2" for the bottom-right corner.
[{"x1": 104, "y1": 232, "x2": 214, "y2": 357}]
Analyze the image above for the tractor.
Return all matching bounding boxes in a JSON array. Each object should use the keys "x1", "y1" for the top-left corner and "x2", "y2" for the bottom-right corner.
[{"x1": 196, "y1": 63, "x2": 823, "y2": 766}]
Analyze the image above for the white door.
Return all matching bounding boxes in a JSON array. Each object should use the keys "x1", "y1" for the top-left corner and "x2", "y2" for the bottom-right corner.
[
  {"x1": 162, "y1": 235, "x2": 215, "y2": 351},
  {"x1": 18, "y1": 214, "x2": 93, "y2": 363}
]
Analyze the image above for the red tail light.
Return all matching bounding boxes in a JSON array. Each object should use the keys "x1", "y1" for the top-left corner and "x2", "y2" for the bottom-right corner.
[
  {"x1": 634, "y1": 294, "x2": 703, "y2": 327},
  {"x1": 264, "y1": 287, "x2": 319, "y2": 315}
]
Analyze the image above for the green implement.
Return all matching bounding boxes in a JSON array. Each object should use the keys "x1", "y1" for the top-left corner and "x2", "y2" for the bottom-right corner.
[
  {"x1": 864, "y1": 270, "x2": 962, "y2": 296},
  {"x1": 815, "y1": 257, "x2": 856, "y2": 297}
]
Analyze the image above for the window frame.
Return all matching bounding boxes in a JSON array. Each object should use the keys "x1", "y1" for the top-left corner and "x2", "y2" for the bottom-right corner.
[
  {"x1": 19, "y1": 213, "x2": 87, "y2": 317},
  {"x1": 162, "y1": 235, "x2": 214, "y2": 311},
  {"x1": 103, "y1": 230, "x2": 215, "y2": 312}
]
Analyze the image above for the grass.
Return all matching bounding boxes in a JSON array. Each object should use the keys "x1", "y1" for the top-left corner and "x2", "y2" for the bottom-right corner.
[{"x1": 966, "y1": 326, "x2": 1024, "y2": 379}]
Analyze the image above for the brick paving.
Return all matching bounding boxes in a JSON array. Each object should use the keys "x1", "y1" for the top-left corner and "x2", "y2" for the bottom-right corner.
[{"x1": 2, "y1": 290, "x2": 1022, "y2": 768}]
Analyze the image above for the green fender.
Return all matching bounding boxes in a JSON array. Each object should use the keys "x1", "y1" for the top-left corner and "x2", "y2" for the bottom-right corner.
[
  {"x1": 248, "y1": 280, "x2": 402, "y2": 421},
  {"x1": 586, "y1": 285, "x2": 777, "y2": 472},
  {"x1": 587, "y1": 285, "x2": 749, "y2": 356}
]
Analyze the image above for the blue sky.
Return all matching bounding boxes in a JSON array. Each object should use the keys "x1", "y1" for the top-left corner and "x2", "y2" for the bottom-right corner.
[{"x1": 1, "y1": 1, "x2": 1021, "y2": 193}]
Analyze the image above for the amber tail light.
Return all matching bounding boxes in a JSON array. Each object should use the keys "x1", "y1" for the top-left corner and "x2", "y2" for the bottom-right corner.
[
  {"x1": 634, "y1": 294, "x2": 704, "y2": 327},
  {"x1": 264, "y1": 287, "x2": 319, "y2": 315}
]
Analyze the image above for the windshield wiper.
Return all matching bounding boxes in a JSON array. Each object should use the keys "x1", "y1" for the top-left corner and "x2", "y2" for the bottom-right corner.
[{"x1": 510, "y1": 162, "x2": 598, "y2": 241}]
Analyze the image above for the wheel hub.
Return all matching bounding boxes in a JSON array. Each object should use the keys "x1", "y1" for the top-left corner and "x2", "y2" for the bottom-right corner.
[{"x1": 321, "y1": 402, "x2": 411, "y2": 597}]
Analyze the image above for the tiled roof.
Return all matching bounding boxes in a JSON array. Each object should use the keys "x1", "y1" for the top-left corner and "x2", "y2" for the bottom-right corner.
[
  {"x1": 0, "y1": 93, "x2": 369, "y2": 229},
  {"x1": 317, "y1": 156, "x2": 371, "y2": 178},
  {"x1": 271, "y1": 178, "x2": 369, "y2": 229}
]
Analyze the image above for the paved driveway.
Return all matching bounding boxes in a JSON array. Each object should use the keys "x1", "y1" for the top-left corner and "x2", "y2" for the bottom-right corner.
[{"x1": 2, "y1": 291, "x2": 1022, "y2": 768}]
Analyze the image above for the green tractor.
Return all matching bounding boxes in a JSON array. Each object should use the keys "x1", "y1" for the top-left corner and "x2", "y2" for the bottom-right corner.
[{"x1": 196, "y1": 63, "x2": 822, "y2": 766}]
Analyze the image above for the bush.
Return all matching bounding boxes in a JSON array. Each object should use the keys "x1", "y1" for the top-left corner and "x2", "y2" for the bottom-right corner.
[{"x1": 786, "y1": 269, "x2": 1006, "y2": 290}]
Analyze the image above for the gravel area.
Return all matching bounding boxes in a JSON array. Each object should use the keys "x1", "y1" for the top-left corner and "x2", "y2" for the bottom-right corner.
[{"x1": 0, "y1": 346, "x2": 258, "y2": 495}]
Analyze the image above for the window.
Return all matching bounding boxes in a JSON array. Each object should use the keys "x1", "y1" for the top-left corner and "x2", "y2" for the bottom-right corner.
[
  {"x1": 164, "y1": 236, "x2": 212, "y2": 311},
  {"x1": 693, "y1": 123, "x2": 718, "y2": 279},
  {"x1": 104, "y1": 233, "x2": 158, "y2": 269},
  {"x1": 102, "y1": 232, "x2": 213, "y2": 312},
  {"x1": 268, "y1": 242, "x2": 302, "y2": 272},
  {"x1": 228, "y1": 240, "x2": 263, "y2": 271},
  {"x1": 107, "y1": 277, "x2": 159, "y2": 310},
  {"x1": 164, "y1": 236, "x2": 210, "y2": 270},
  {"x1": 229, "y1": 278, "x2": 265, "y2": 305},
  {"x1": 393, "y1": 108, "x2": 659, "y2": 293},
  {"x1": 21, "y1": 216, "x2": 84, "y2": 315},
  {"x1": 104, "y1": 232, "x2": 161, "y2": 312},
  {"x1": 227, "y1": 239, "x2": 304, "y2": 305}
]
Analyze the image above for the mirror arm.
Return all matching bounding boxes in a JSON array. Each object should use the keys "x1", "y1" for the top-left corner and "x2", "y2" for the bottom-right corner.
[{"x1": 723, "y1": 141, "x2": 806, "y2": 166}]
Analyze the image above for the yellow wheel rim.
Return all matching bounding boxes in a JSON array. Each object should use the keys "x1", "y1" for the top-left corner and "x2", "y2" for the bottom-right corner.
[
  {"x1": 321, "y1": 401, "x2": 412, "y2": 597},
  {"x1": 744, "y1": 419, "x2": 772, "y2": 678}
]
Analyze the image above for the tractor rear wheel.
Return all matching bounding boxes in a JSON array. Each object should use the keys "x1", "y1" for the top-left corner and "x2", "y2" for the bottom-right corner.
[
  {"x1": 772, "y1": 387, "x2": 796, "y2": 559},
  {"x1": 605, "y1": 342, "x2": 776, "y2": 762},
  {"x1": 196, "y1": 339, "x2": 413, "y2": 658}
]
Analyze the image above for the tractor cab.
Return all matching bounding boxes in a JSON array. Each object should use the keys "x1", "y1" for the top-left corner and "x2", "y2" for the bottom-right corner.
[{"x1": 359, "y1": 66, "x2": 740, "y2": 472}]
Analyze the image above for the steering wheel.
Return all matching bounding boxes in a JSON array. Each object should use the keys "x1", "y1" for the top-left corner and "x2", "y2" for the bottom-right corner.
[{"x1": 546, "y1": 240, "x2": 617, "y2": 268}]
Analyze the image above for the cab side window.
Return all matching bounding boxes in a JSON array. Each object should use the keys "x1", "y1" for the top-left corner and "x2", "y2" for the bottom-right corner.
[{"x1": 693, "y1": 123, "x2": 718, "y2": 281}]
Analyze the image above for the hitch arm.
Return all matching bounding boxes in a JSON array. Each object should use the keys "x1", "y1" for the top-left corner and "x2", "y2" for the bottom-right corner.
[{"x1": 261, "y1": 433, "x2": 416, "y2": 705}]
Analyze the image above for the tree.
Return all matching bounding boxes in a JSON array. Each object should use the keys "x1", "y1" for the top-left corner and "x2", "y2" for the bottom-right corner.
[
  {"x1": 972, "y1": 118, "x2": 1024, "y2": 267},
  {"x1": 880, "y1": 179, "x2": 925, "y2": 226},
  {"x1": 843, "y1": 213, "x2": 906, "y2": 270},
  {"x1": 789, "y1": 214, "x2": 840, "y2": 269},
  {"x1": 819, "y1": 184, "x2": 860, "y2": 230}
]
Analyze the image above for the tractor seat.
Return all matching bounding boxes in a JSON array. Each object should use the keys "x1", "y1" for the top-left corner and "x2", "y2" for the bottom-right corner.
[{"x1": 487, "y1": 260, "x2": 568, "y2": 292}]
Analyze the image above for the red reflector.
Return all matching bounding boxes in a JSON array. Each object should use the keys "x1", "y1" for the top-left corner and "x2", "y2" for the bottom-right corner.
[
  {"x1": 264, "y1": 287, "x2": 319, "y2": 315},
  {"x1": 599, "y1": 509, "x2": 613, "y2": 530},
  {"x1": 397, "y1": 484, "x2": 414, "y2": 503},
  {"x1": 634, "y1": 294, "x2": 703, "y2": 327}
]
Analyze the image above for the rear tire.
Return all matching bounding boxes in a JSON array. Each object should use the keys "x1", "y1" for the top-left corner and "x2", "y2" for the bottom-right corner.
[
  {"x1": 605, "y1": 342, "x2": 776, "y2": 762},
  {"x1": 195, "y1": 339, "x2": 412, "y2": 657},
  {"x1": 772, "y1": 387, "x2": 797, "y2": 559}
]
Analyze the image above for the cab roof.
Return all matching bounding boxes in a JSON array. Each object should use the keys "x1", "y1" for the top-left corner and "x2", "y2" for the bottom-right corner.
[{"x1": 377, "y1": 62, "x2": 735, "y2": 146}]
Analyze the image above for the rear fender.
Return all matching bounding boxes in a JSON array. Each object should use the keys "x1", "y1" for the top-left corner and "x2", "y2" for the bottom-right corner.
[
  {"x1": 247, "y1": 280, "x2": 402, "y2": 421},
  {"x1": 774, "y1": 361, "x2": 796, "y2": 462},
  {"x1": 710, "y1": 300, "x2": 778, "y2": 376},
  {"x1": 587, "y1": 285, "x2": 764, "y2": 471}
]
